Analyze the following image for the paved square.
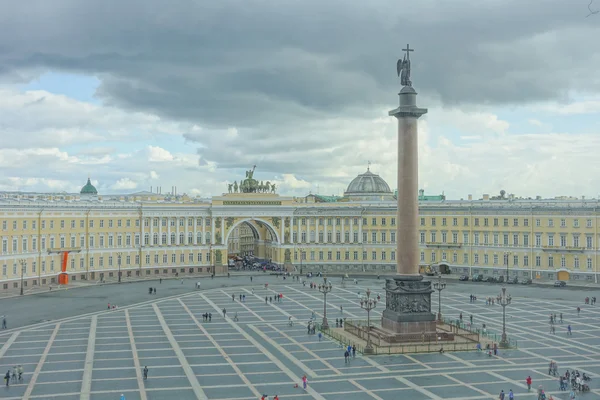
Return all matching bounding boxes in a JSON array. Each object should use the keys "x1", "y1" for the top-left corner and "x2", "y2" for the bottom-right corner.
[{"x1": 1, "y1": 278, "x2": 599, "y2": 399}]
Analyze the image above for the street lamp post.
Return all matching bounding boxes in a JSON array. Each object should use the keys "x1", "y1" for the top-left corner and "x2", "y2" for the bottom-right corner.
[
  {"x1": 18, "y1": 259, "x2": 26, "y2": 296},
  {"x1": 360, "y1": 288, "x2": 377, "y2": 354},
  {"x1": 117, "y1": 252, "x2": 122, "y2": 283},
  {"x1": 504, "y1": 251, "x2": 511, "y2": 283},
  {"x1": 499, "y1": 287, "x2": 512, "y2": 348},
  {"x1": 317, "y1": 277, "x2": 333, "y2": 330},
  {"x1": 433, "y1": 273, "x2": 446, "y2": 322}
]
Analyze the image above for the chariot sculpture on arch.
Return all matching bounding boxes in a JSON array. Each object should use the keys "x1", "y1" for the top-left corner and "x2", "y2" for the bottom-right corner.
[{"x1": 228, "y1": 165, "x2": 278, "y2": 194}]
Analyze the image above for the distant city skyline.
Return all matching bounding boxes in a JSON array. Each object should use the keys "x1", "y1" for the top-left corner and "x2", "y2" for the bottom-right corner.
[{"x1": 0, "y1": 1, "x2": 599, "y2": 199}]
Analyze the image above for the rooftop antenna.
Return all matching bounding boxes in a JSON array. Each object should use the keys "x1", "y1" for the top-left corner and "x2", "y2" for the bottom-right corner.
[{"x1": 367, "y1": 160, "x2": 371, "y2": 171}]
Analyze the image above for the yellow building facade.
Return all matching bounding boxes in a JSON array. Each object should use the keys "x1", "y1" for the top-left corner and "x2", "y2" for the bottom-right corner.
[{"x1": 0, "y1": 171, "x2": 598, "y2": 291}]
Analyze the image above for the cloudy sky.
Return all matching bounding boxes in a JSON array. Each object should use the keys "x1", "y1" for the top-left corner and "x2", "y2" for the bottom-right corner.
[{"x1": 1, "y1": 0, "x2": 599, "y2": 199}]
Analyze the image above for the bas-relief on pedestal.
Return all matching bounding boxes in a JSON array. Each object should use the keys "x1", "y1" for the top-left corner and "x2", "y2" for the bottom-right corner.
[
  {"x1": 381, "y1": 44, "x2": 436, "y2": 335},
  {"x1": 382, "y1": 275, "x2": 436, "y2": 333}
]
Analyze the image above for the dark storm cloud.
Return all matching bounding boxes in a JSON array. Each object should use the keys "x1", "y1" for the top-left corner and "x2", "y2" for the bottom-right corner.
[
  {"x1": 2, "y1": 0, "x2": 598, "y2": 125},
  {"x1": 1, "y1": 0, "x2": 599, "y2": 185}
]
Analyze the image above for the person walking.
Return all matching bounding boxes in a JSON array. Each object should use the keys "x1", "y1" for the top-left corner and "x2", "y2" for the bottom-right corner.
[
  {"x1": 499, "y1": 389, "x2": 505, "y2": 400},
  {"x1": 17, "y1": 365, "x2": 23, "y2": 383},
  {"x1": 352, "y1": 345, "x2": 356, "y2": 358},
  {"x1": 318, "y1": 332, "x2": 322, "y2": 341},
  {"x1": 143, "y1": 366, "x2": 148, "y2": 380},
  {"x1": 344, "y1": 350, "x2": 349, "y2": 363},
  {"x1": 120, "y1": 394, "x2": 126, "y2": 400},
  {"x1": 302, "y1": 375, "x2": 308, "y2": 390},
  {"x1": 222, "y1": 308, "x2": 227, "y2": 318},
  {"x1": 4, "y1": 370, "x2": 9, "y2": 387},
  {"x1": 508, "y1": 389, "x2": 514, "y2": 400},
  {"x1": 567, "y1": 325, "x2": 572, "y2": 335},
  {"x1": 526, "y1": 375, "x2": 532, "y2": 391},
  {"x1": 2, "y1": 316, "x2": 6, "y2": 329}
]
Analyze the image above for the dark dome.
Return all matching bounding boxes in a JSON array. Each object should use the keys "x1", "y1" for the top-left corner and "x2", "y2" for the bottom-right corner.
[
  {"x1": 345, "y1": 169, "x2": 392, "y2": 194},
  {"x1": 80, "y1": 178, "x2": 98, "y2": 195}
]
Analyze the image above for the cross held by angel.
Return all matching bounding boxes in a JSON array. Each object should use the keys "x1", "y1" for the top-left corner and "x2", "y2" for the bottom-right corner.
[{"x1": 396, "y1": 44, "x2": 413, "y2": 87}]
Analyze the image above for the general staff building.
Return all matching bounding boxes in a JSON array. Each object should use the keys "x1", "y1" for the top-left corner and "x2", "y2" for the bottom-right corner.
[{"x1": 0, "y1": 169, "x2": 598, "y2": 292}]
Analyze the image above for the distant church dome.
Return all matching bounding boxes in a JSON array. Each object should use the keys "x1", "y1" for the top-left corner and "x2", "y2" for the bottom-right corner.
[
  {"x1": 345, "y1": 168, "x2": 392, "y2": 194},
  {"x1": 344, "y1": 168, "x2": 394, "y2": 202},
  {"x1": 80, "y1": 178, "x2": 98, "y2": 195}
]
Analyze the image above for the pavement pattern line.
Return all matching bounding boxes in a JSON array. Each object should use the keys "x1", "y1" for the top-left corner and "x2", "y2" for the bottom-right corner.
[
  {"x1": 443, "y1": 352, "x2": 477, "y2": 367},
  {"x1": 395, "y1": 375, "x2": 444, "y2": 400},
  {"x1": 79, "y1": 315, "x2": 97, "y2": 400},
  {"x1": 125, "y1": 309, "x2": 148, "y2": 400},
  {"x1": 153, "y1": 303, "x2": 208, "y2": 400},
  {"x1": 200, "y1": 293, "x2": 327, "y2": 400},
  {"x1": 22, "y1": 323, "x2": 60, "y2": 399},
  {"x1": 0, "y1": 290, "x2": 200, "y2": 338},
  {"x1": 178, "y1": 297, "x2": 263, "y2": 399},
  {"x1": 443, "y1": 373, "x2": 495, "y2": 398},
  {"x1": 266, "y1": 323, "x2": 344, "y2": 376},
  {"x1": 349, "y1": 379, "x2": 385, "y2": 400},
  {"x1": 247, "y1": 323, "x2": 320, "y2": 379},
  {"x1": 0, "y1": 331, "x2": 20, "y2": 359}
]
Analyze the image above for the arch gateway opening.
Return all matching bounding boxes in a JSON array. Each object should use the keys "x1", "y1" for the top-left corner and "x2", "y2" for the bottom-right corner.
[{"x1": 226, "y1": 219, "x2": 279, "y2": 270}]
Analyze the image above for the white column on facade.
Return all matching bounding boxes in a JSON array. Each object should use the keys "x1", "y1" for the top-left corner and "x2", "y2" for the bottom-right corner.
[
  {"x1": 280, "y1": 217, "x2": 284, "y2": 244},
  {"x1": 359, "y1": 218, "x2": 363, "y2": 243},
  {"x1": 341, "y1": 218, "x2": 345, "y2": 243},
  {"x1": 332, "y1": 218, "x2": 337, "y2": 243},
  {"x1": 290, "y1": 217, "x2": 295, "y2": 243},
  {"x1": 150, "y1": 218, "x2": 154, "y2": 246},
  {"x1": 184, "y1": 217, "x2": 189, "y2": 246},
  {"x1": 316, "y1": 219, "x2": 320, "y2": 244},
  {"x1": 168, "y1": 217, "x2": 173, "y2": 246},
  {"x1": 193, "y1": 217, "x2": 197, "y2": 245},
  {"x1": 297, "y1": 217, "x2": 301, "y2": 243},
  {"x1": 202, "y1": 217, "x2": 206, "y2": 245},
  {"x1": 221, "y1": 217, "x2": 225, "y2": 245},
  {"x1": 350, "y1": 218, "x2": 354, "y2": 243},
  {"x1": 158, "y1": 217, "x2": 163, "y2": 246},
  {"x1": 211, "y1": 217, "x2": 216, "y2": 244},
  {"x1": 324, "y1": 219, "x2": 328, "y2": 244}
]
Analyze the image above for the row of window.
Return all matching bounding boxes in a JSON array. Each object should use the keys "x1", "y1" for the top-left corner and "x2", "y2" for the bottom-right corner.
[
  {"x1": 0, "y1": 217, "x2": 216, "y2": 231},
  {"x1": 294, "y1": 217, "x2": 395, "y2": 227},
  {"x1": 1, "y1": 251, "x2": 214, "y2": 276},
  {"x1": 294, "y1": 250, "x2": 397, "y2": 262},
  {"x1": 1, "y1": 232, "x2": 215, "y2": 254},
  {"x1": 420, "y1": 232, "x2": 595, "y2": 249},
  {"x1": 292, "y1": 231, "x2": 396, "y2": 244},
  {"x1": 420, "y1": 216, "x2": 595, "y2": 228},
  {"x1": 419, "y1": 251, "x2": 594, "y2": 270}
]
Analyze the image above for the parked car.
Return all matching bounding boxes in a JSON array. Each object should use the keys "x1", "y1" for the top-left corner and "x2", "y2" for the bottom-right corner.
[
  {"x1": 507, "y1": 277, "x2": 519, "y2": 284},
  {"x1": 459, "y1": 275, "x2": 469, "y2": 281},
  {"x1": 472, "y1": 274, "x2": 483, "y2": 282},
  {"x1": 484, "y1": 276, "x2": 495, "y2": 283},
  {"x1": 554, "y1": 280, "x2": 567, "y2": 287},
  {"x1": 497, "y1": 276, "x2": 505, "y2": 283},
  {"x1": 520, "y1": 278, "x2": 532, "y2": 285}
]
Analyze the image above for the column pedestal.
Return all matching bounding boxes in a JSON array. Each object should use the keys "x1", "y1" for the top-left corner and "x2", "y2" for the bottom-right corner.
[{"x1": 381, "y1": 274, "x2": 436, "y2": 334}]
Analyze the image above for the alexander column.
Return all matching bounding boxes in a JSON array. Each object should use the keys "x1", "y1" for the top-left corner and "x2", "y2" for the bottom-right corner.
[{"x1": 381, "y1": 44, "x2": 436, "y2": 336}]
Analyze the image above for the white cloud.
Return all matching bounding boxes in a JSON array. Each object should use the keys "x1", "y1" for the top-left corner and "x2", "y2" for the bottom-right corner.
[
  {"x1": 147, "y1": 146, "x2": 174, "y2": 162},
  {"x1": 149, "y1": 171, "x2": 160, "y2": 179},
  {"x1": 0, "y1": 89, "x2": 194, "y2": 149},
  {"x1": 112, "y1": 178, "x2": 138, "y2": 190},
  {"x1": 528, "y1": 118, "x2": 544, "y2": 127},
  {"x1": 536, "y1": 99, "x2": 600, "y2": 115}
]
